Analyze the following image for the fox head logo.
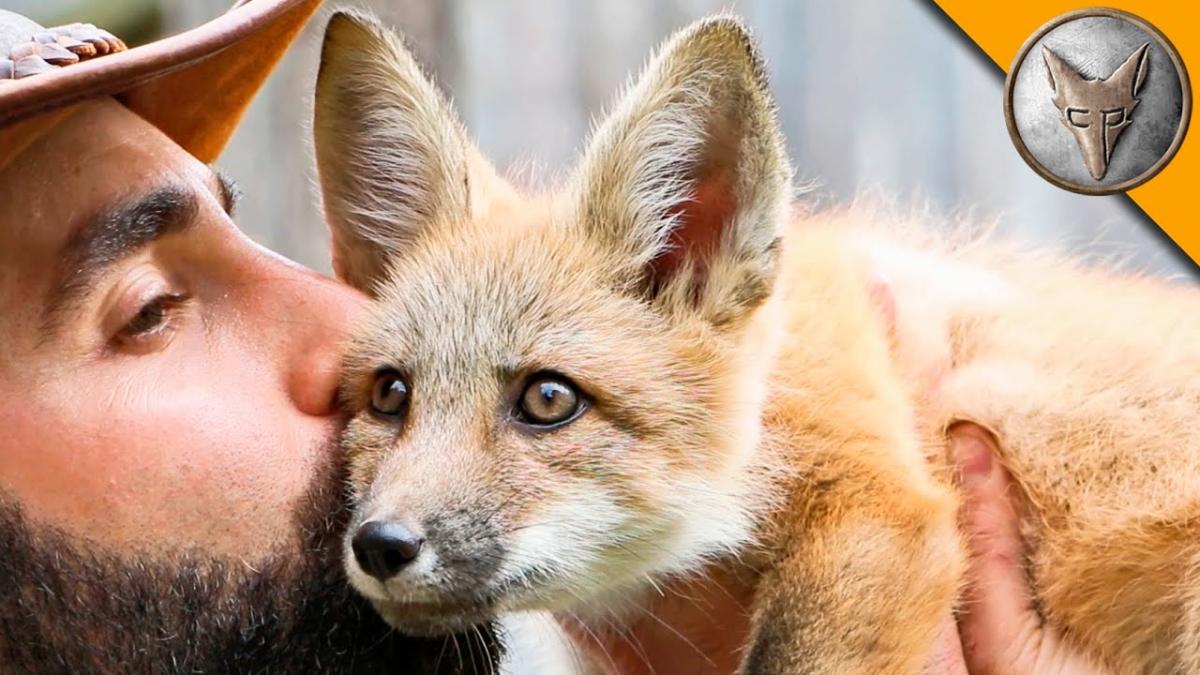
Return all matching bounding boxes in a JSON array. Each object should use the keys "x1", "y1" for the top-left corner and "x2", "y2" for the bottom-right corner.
[{"x1": 1042, "y1": 43, "x2": 1150, "y2": 180}]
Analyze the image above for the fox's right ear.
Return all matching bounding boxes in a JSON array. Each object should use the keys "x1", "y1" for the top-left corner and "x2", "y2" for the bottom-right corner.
[
  {"x1": 571, "y1": 17, "x2": 792, "y2": 328},
  {"x1": 313, "y1": 11, "x2": 508, "y2": 294},
  {"x1": 1043, "y1": 46, "x2": 1083, "y2": 96}
]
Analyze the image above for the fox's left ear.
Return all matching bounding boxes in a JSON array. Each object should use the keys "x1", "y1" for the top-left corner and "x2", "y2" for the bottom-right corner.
[
  {"x1": 572, "y1": 16, "x2": 792, "y2": 327},
  {"x1": 313, "y1": 11, "x2": 513, "y2": 294},
  {"x1": 1110, "y1": 43, "x2": 1150, "y2": 98}
]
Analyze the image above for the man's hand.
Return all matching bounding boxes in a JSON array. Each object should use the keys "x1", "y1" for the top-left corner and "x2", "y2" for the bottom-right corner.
[
  {"x1": 944, "y1": 423, "x2": 1111, "y2": 675},
  {"x1": 579, "y1": 421, "x2": 1116, "y2": 675}
]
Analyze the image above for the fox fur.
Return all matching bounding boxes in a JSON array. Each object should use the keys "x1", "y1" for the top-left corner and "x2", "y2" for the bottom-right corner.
[{"x1": 312, "y1": 10, "x2": 1200, "y2": 674}]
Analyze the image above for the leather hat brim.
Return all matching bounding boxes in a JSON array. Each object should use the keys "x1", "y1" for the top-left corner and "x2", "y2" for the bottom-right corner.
[{"x1": 0, "y1": 0, "x2": 322, "y2": 162}]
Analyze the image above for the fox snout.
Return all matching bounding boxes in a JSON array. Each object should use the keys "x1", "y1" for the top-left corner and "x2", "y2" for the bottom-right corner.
[
  {"x1": 343, "y1": 498, "x2": 506, "y2": 606},
  {"x1": 350, "y1": 520, "x2": 425, "y2": 581}
]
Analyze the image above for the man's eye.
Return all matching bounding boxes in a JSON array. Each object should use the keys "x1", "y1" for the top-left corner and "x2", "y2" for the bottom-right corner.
[{"x1": 118, "y1": 293, "x2": 187, "y2": 342}]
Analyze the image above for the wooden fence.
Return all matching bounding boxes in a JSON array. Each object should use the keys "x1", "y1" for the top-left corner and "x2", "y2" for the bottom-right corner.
[{"x1": 24, "y1": 0, "x2": 1196, "y2": 278}]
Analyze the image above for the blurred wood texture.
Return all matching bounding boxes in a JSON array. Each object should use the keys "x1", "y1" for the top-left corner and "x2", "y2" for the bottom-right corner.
[{"x1": 25, "y1": 0, "x2": 1197, "y2": 279}]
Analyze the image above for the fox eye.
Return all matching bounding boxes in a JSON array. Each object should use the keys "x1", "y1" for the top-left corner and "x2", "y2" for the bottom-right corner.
[
  {"x1": 517, "y1": 374, "x2": 585, "y2": 428},
  {"x1": 371, "y1": 369, "x2": 410, "y2": 418}
]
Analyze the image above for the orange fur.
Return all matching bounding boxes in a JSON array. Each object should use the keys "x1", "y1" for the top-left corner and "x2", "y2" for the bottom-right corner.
[{"x1": 313, "y1": 10, "x2": 1200, "y2": 674}]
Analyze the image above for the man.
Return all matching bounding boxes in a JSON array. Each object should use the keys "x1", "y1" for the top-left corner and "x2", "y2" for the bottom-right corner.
[
  {"x1": 0, "y1": 2, "x2": 497, "y2": 672},
  {"x1": 0, "y1": 1, "x2": 1110, "y2": 673}
]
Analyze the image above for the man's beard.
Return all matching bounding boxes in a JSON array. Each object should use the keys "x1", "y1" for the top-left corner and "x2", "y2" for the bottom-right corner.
[{"x1": 0, "y1": 447, "x2": 502, "y2": 674}]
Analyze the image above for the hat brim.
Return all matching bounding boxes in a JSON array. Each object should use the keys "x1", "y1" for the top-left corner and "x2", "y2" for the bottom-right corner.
[{"x1": 0, "y1": 0, "x2": 322, "y2": 162}]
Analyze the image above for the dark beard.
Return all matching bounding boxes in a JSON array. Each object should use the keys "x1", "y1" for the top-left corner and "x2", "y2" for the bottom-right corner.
[{"x1": 0, "y1": 450, "x2": 502, "y2": 674}]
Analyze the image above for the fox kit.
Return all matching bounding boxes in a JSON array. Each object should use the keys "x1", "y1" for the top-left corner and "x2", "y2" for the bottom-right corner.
[{"x1": 313, "y1": 10, "x2": 1200, "y2": 674}]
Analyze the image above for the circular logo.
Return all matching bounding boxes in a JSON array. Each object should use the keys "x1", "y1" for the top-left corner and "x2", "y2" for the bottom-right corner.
[{"x1": 1004, "y1": 8, "x2": 1191, "y2": 195}]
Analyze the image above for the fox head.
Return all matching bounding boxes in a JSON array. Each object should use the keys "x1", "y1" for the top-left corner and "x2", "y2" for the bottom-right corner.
[
  {"x1": 1042, "y1": 43, "x2": 1150, "y2": 180},
  {"x1": 313, "y1": 11, "x2": 791, "y2": 635}
]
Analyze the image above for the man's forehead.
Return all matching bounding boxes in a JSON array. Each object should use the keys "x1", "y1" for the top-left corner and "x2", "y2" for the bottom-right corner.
[
  {"x1": 0, "y1": 105, "x2": 78, "y2": 172},
  {"x1": 0, "y1": 98, "x2": 205, "y2": 249}
]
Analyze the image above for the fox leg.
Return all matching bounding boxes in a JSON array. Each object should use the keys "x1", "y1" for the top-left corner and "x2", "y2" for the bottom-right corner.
[{"x1": 738, "y1": 455, "x2": 963, "y2": 675}]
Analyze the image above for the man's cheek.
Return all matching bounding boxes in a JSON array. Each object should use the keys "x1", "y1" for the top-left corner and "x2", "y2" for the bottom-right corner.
[{"x1": 5, "y1": 355, "x2": 319, "y2": 556}]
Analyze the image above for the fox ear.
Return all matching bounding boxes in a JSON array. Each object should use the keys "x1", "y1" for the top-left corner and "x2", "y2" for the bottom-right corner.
[
  {"x1": 1043, "y1": 46, "x2": 1083, "y2": 96},
  {"x1": 1109, "y1": 43, "x2": 1150, "y2": 98},
  {"x1": 572, "y1": 16, "x2": 792, "y2": 327},
  {"x1": 313, "y1": 11, "x2": 507, "y2": 294}
]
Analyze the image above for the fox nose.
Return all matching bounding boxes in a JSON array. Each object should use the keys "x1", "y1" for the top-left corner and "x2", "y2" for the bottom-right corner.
[{"x1": 352, "y1": 521, "x2": 425, "y2": 581}]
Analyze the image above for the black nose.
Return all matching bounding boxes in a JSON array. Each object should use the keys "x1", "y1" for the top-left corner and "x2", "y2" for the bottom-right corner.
[{"x1": 352, "y1": 521, "x2": 425, "y2": 581}]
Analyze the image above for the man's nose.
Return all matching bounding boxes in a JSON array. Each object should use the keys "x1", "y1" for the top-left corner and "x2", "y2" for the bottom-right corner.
[
  {"x1": 284, "y1": 272, "x2": 367, "y2": 417},
  {"x1": 352, "y1": 520, "x2": 426, "y2": 581}
]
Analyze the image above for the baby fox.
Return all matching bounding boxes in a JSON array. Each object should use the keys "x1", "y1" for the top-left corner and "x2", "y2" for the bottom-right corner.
[{"x1": 313, "y1": 10, "x2": 1200, "y2": 674}]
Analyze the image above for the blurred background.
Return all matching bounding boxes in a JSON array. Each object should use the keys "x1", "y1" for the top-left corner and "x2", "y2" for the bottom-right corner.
[{"x1": 15, "y1": 0, "x2": 1197, "y2": 279}]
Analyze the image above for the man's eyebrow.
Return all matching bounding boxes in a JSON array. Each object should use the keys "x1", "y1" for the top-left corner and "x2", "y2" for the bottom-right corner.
[
  {"x1": 214, "y1": 168, "x2": 242, "y2": 216},
  {"x1": 40, "y1": 184, "x2": 200, "y2": 338}
]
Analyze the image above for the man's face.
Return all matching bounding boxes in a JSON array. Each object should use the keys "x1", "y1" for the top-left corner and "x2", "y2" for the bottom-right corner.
[{"x1": 0, "y1": 100, "x2": 495, "y2": 672}]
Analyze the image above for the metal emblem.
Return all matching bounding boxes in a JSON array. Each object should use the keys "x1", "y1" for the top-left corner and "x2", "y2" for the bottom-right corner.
[{"x1": 1004, "y1": 9, "x2": 1190, "y2": 195}]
